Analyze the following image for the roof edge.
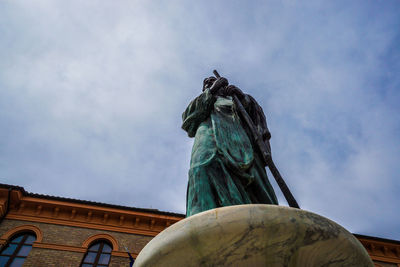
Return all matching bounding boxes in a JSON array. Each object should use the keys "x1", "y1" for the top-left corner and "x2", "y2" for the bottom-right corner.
[
  {"x1": 0, "y1": 183, "x2": 185, "y2": 218},
  {"x1": 354, "y1": 233, "x2": 400, "y2": 245}
]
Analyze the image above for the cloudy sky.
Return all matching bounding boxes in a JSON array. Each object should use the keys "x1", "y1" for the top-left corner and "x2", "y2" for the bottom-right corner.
[{"x1": 1, "y1": 1, "x2": 399, "y2": 240}]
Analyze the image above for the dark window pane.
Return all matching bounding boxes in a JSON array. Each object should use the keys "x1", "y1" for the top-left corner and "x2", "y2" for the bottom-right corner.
[
  {"x1": 82, "y1": 241, "x2": 113, "y2": 267},
  {"x1": 98, "y1": 253, "x2": 110, "y2": 264},
  {"x1": 0, "y1": 256, "x2": 10, "y2": 265},
  {"x1": 10, "y1": 236, "x2": 23, "y2": 243},
  {"x1": 1, "y1": 244, "x2": 18, "y2": 255},
  {"x1": 16, "y1": 245, "x2": 32, "y2": 257},
  {"x1": 10, "y1": 258, "x2": 25, "y2": 267},
  {"x1": 88, "y1": 243, "x2": 100, "y2": 251},
  {"x1": 102, "y1": 244, "x2": 112, "y2": 253},
  {"x1": 83, "y1": 252, "x2": 97, "y2": 263},
  {"x1": 24, "y1": 235, "x2": 36, "y2": 245}
]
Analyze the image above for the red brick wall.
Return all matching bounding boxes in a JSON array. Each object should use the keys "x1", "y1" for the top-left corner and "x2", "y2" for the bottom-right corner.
[{"x1": 24, "y1": 248, "x2": 83, "y2": 267}]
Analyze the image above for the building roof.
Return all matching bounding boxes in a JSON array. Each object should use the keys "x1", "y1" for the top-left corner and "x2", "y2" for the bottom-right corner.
[
  {"x1": 354, "y1": 233, "x2": 400, "y2": 246},
  {"x1": 0, "y1": 183, "x2": 185, "y2": 218}
]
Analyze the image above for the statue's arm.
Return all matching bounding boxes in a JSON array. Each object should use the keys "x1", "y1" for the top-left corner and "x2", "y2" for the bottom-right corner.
[
  {"x1": 245, "y1": 94, "x2": 271, "y2": 142},
  {"x1": 182, "y1": 90, "x2": 216, "y2": 138},
  {"x1": 225, "y1": 86, "x2": 271, "y2": 142}
]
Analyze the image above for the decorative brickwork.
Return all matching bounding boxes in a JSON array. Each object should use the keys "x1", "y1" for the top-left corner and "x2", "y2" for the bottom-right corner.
[
  {"x1": 356, "y1": 235, "x2": 400, "y2": 266},
  {"x1": 2, "y1": 188, "x2": 182, "y2": 237},
  {"x1": 0, "y1": 219, "x2": 152, "y2": 256},
  {"x1": 0, "y1": 224, "x2": 42, "y2": 246}
]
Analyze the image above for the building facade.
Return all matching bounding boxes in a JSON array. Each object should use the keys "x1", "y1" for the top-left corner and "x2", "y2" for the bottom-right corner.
[{"x1": 0, "y1": 184, "x2": 398, "y2": 267}]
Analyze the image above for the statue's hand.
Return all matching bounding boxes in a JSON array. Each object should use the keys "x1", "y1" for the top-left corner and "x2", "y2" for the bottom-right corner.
[
  {"x1": 210, "y1": 77, "x2": 228, "y2": 94},
  {"x1": 224, "y1": 85, "x2": 245, "y2": 99}
]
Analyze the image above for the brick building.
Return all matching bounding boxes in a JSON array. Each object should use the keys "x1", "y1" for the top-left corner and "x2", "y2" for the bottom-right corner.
[{"x1": 0, "y1": 184, "x2": 398, "y2": 266}]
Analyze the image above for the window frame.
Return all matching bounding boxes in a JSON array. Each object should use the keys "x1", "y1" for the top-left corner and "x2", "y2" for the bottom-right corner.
[
  {"x1": 80, "y1": 239, "x2": 112, "y2": 267},
  {"x1": 0, "y1": 231, "x2": 36, "y2": 267}
]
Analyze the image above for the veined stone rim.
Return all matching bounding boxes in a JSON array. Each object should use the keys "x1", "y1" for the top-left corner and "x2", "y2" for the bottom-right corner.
[{"x1": 134, "y1": 204, "x2": 373, "y2": 267}]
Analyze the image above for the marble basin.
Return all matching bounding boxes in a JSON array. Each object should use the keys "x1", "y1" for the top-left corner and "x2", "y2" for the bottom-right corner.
[{"x1": 134, "y1": 204, "x2": 373, "y2": 267}]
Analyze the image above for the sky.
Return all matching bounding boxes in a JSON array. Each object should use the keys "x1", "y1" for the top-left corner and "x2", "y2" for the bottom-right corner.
[{"x1": 0, "y1": 0, "x2": 399, "y2": 240}]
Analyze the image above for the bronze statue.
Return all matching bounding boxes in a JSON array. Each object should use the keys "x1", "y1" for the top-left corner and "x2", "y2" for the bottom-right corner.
[{"x1": 182, "y1": 70, "x2": 299, "y2": 217}]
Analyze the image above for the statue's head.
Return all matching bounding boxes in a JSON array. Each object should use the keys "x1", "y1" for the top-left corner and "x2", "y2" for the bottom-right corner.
[{"x1": 203, "y1": 76, "x2": 216, "y2": 91}]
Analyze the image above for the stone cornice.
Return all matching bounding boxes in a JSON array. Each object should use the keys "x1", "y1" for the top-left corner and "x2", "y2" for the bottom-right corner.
[
  {"x1": 0, "y1": 187, "x2": 183, "y2": 237},
  {"x1": 357, "y1": 236, "x2": 400, "y2": 264}
]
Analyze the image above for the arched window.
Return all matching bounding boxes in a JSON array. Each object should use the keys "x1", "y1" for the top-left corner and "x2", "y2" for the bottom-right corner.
[
  {"x1": 0, "y1": 232, "x2": 36, "y2": 267},
  {"x1": 80, "y1": 240, "x2": 112, "y2": 267}
]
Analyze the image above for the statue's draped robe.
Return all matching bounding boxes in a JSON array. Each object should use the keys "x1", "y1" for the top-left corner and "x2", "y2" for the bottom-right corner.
[{"x1": 182, "y1": 89, "x2": 278, "y2": 217}]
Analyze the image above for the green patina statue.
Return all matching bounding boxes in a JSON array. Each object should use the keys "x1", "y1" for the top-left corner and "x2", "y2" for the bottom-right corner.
[{"x1": 182, "y1": 73, "x2": 279, "y2": 217}]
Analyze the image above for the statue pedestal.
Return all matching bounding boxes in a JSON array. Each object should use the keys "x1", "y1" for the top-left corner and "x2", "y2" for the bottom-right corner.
[{"x1": 134, "y1": 205, "x2": 373, "y2": 267}]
